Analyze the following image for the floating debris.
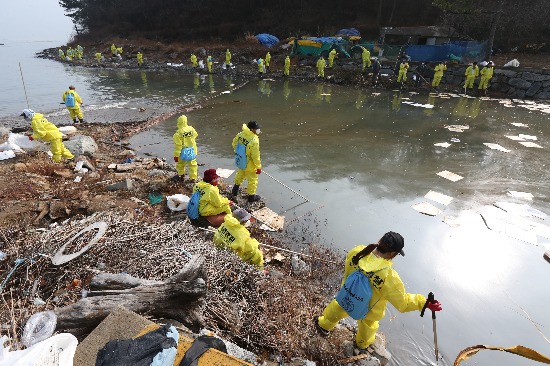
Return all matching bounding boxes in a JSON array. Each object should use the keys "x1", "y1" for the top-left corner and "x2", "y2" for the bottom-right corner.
[
  {"x1": 425, "y1": 190, "x2": 453, "y2": 206},
  {"x1": 434, "y1": 142, "x2": 451, "y2": 148},
  {"x1": 510, "y1": 123, "x2": 528, "y2": 127},
  {"x1": 518, "y1": 141, "x2": 543, "y2": 148},
  {"x1": 505, "y1": 135, "x2": 526, "y2": 141},
  {"x1": 411, "y1": 202, "x2": 442, "y2": 216},
  {"x1": 507, "y1": 191, "x2": 534, "y2": 200},
  {"x1": 437, "y1": 170, "x2": 464, "y2": 182},
  {"x1": 483, "y1": 143, "x2": 511, "y2": 153}
]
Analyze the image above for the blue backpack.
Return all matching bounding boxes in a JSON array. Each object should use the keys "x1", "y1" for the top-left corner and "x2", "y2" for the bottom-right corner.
[
  {"x1": 335, "y1": 267, "x2": 386, "y2": 320},
  {"x1": 187, "y1": 191, "x2": 201, "y2": 220},
  {"x1": 180, "y1": 147, "x2": 196, "y2": 161},
  {"x1": 65, "y1": 92, "x2": 76, "y2": 107},
  {"x1": 235, "y1": 143, "x2": 247, "y2": 169}
]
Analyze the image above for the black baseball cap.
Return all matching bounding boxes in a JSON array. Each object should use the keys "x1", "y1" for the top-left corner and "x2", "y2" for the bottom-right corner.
[
  {"x1": 247, "y1": 121, "x2": 261, "y2": 130},
  {"x1": 380, "y1": 231, "x2": 405, "y2": 256}
]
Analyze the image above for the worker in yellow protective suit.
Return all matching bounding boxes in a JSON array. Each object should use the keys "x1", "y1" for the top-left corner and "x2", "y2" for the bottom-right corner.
[
  {"x1": 284, "y1": 55, "x2": 291, "y2": 76},
  {"x1": 265, "y1": 52, "x2": 271, "y2": 72},
  {"x1": 136, "y1": 52, "x2": 143, "y2": 66},
  {"x1": 328, "y1": 49, "x2": 337, "y2": 68},
  {"x1": 315, "y1": 232, "x2": 442, "y2": 359},
  {"x1": 207, "y1": 55, "x2": 213, "y2": 73},
  {"x1": 172, "y1": 114, "x2": 198, "y2": 181},
  {"x1": 397, "y1": 60, "x2": 409, "y2": 83},
  {"x1": 464, "y1": 62, "x2": 479, "y2": 91},
  {"x1": 95, "y1": 52, "x2": 102, "y2": 62},
  {"x1": 257, "y1": 58, "x2": 264, "y2": 78},
  {"x1": 225, "y1": 49, "x2": 231, "y2": 70},
  {"x1": 62, "y1": 85, "x2": 85, "y2": 124},
  {"x1": 21, "y1": 109, "x2": 74, "y2": 163},
  {"x1": 116, "y1": 47, "x2": 123, "y2": 56},
  {"x1": 192, "y1": 169, "x2": 232, "y2": 227},
  {"x1": 478, "y1": 61, "x2": 494, "y2": 91},
  {"x1": 214, "y1": 208, "x2": 264, "y2": 268},
  {"x1": 432, "y1": 62, "x2": 447, "y2": 89},
  {"x1": 231, "y1": 121, "x2": 262, "y2": 202},
  {"x1": 316, "y1": 56, "x2": 326, "y2": 78},
  {"x1": 111, "y1": 44, "x2": 117, "y2": 57},
  {"x1": 361, "y1": 47, "x2": 371, "y2": 71},
  {"x1": 58, "y1": 49, "x2": 65, "y2": 60},
  {"x1": 76, "y1": 45, "x2": 83, "y2": 59},
  {"x1": 190, "y1": 54, "x2": 198, "y2": 68}
]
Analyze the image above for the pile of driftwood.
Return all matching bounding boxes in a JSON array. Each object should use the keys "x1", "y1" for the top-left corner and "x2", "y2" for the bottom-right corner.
[{"x1": 0, "y1": 210, "x2": 346, "y2": 364}]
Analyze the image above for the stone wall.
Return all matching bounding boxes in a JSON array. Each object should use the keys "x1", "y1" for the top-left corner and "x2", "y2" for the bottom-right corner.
[{"x1": 442, "y1": 66, "x2": 550, "y2": 99}]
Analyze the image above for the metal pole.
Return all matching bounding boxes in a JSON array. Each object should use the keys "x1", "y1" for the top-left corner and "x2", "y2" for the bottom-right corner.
[
  {"x1": 19, "y1": 62, "x2": 30, "y2": 108},
  {"x1": 262, "y1": 170, "x2": 310, "y2": 202}
]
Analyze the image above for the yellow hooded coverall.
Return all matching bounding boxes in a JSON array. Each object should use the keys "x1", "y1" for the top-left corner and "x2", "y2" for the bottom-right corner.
[
  {"x1": 232, "y1": 124, "x2": 262, "y2": 195},
  {"x1": 95, "y1": 52, "x2": 102, "y2": 62},
  {"x1": 111, "y1": 44, "x2": 117, "y2": 56},
  {"x1": 137, "y1": 52, "x2": 143, "y2": 66},
  {"x1": 284, "y1": 56, "x2": 291, "y2": 76},
  {"x1": 30, "y1": 113, "x2": 74, "y2": 162},
  {"x1": 464, "y1": 64, "x2": 479, "y2": 88},
  {"x1": 193, "y1": 180, "x2": 231, "y2": 217},
  {"x1": 316, "y1": 57, "x2": 326, "y2": 77},
  {"x1": 257, "y1": 58, "x2": 264, "y2": 75},
  {"x1": 225, "y1": 49, "x2": 231, "y2": 66},
  {"x1": 172, "y1": 115, "x2": 198, "y2": 179},
  {"x1": 265, "y1": 52, "x2": 271, "y2": 71},
  {"x1": 58, "y1": 49, "x2": 65, "y2": 60},
  {"x1": 318, "y1": 245, "x2": 426, "y2": 349},
  {"x1": 214, "y1": 213, "x2": 264, "y2": 268},
  {"x1": 397, "y1": 62, "x2": 409, "y2": 82},
  {"x1": 190, "y1": 54, "x2": 198, "y2": 68},
  {"x1": 478, "y1": 65, "x2": 494, "y2": 90},
  {"x1": 328, "y1": 49, "x2": 337, "y2": 68},
  {"x1": 62, "y1": 89, "x2": 84, "y2": 121},
  {"x1": 432, "y1": 63, "x2": 447, "y2": 87},
  {"x1": 207, "y1": 56, "x2": 213, "y2": 73},
  {"x1": 362, "y1": 47, "x2": 371, "y2": 71}
]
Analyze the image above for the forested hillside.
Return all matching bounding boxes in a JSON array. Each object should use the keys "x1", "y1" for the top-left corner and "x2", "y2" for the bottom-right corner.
[{"x1": 60, "y1": 0, "x2": 549, "y2": 50}]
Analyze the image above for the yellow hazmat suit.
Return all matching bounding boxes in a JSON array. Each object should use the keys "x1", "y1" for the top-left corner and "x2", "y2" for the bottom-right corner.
[
  {"x1": 30, "y1": 113, "x2": 74, "y2": 162},
  {"x1": 95, "y1": 52, "x2": 102, "y2": 62},
  {"x1": 316, "y1": 57, "x2": 326, "y2": 77},
  {"x1": 190, "y1": 54, "x2": 198, "y2": 68},
  {"x1": 111, "y1": 44, "x2": 117, "y2": 56},
  {"x1": 478, "y1": 65, "x2": 494, "y2": 90},
  {"x1": 207, "y1": 56, "x2": 213, "y2": 73},
  {"x1": 328, "y1": 49, "x2": 337, "y2": 68},
  {"x1": 116, "y1": 47, "x2": 123, "y2": 56},
  {"x1": 193, "y1": 180, "x2": 231, "y2": 217},
  {"x1": 58, "y1": 49, "x2": 65, "y2": 60},
  {"x1": 225, "y1": 49, "x2": 231, "y2": 66},
  {"x1": 318, "y1": 245, "x2": 426, "y2": 348},
  {"x1": 432, "y1": 63, "x2": 447, "y2": 87},
  {"x1": 464, "y1": 64, "x2": 479, "y2": 88},
  {"x1": 257, "y1": 58, "x2": 264, "y2": 75},
  {"x1": 232, "y1": 124, "x2": 262, "y2": 195},
  {"x1": 172, "y1": 115, "x2": 198, "y2": 179},
  {"x1": 265, "y1": 52, "x2": 271, "y2": 71},
  {"x1": 214, "y1": 214, "x2": 264, "y2": 268},
  {"x1": 284, "y1": 55, "x2": 291, "y2": 76},
  {"x1": 362, "y1": 47, "x2": 371, "y2": 71},
  {"x1": 397, "y1": 62, "x2": 409, "y2": 82},
  {"x1": 62, "y1": 88, "x2": 84, "y2": 122},
  {"x1": 137, "y1": 52, "x2": 143, "y2": 66}
]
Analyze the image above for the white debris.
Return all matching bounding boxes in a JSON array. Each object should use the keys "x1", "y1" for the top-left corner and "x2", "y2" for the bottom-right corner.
[
  {"x1": 507, "y1": 191, "x2": 534, "y2": 200},
  {"x1": 493, "y1": 201, "x2": 546, "y2": 219},
  {"x1": 434, "y1": 142, "x2": 451, "y2": 148},
  {"x1": 216, "y1": 168, "x2": 235, "y2": 179},
  {"x1": 450, "y1": 138, "x2": 460, "y2": 143},
  {"x1": 505, "y1": 135, "x2": 525, "y2": 141},
  {"x1": 166, "y1": 194, "x2": 189, "y2": 212},
  {"x1": 443, "y1": 216, "x2": 460, "y2": 228},
  {"x1": 518, "y1": 141, "x2": 543, "y2": 148},
  {"x1": 510, "y1": 123, "x2": 528, "y2": 127},
  {"x1": 425, "y1": 190, "x2": 454, "y2": 206},
  {"x1": 0, "y1": 150, "x2": 16, "y2": 160},
  {"x1": 411, "y1": 202, "x2": 443, "y2": 216},
  {"x1": 518, "y1": 134, "x2": 537, "y2": 140},
  {"x1": 483, "y1": 143, "x2": 511, "y2": 153},
  {"x1": 437, "y1": 170, "x2": 464, "y2": 182}
]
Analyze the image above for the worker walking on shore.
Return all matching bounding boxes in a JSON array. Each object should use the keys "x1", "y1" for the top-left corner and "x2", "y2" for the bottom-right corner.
[
  {"x1": 361, "y1": 47, "x2": 371, "y2": 71},
  {"x1": 62, "y1": 85, "x2": 85, "y2": 124},
  {"x1": 190, "y1": 169, "x2": 232, "y2": 227},
  {"x1": 95, "y1": 52, "x2": 102, "y2": 63},
  {"x1": 284, "y1": 55, "x2": 291, "y2": 77},
  {"x1": 225, "y1": 49, "x2": 232, "y2": 70},
  {"x1": 190, "y1": 54, "x2": 198, "y2": 68},
  {"x1": 231, "y1": 121, "x2": 262, "y2": 202},
  {"x1": 265, "y1": 52, "x2": 271, "y2": 72},
  {"x1": 207, "y1": 55, "x2": 213, "y2": 73},
  {"x1": 478, "y1": 61, "x2": 494, "y2": 93},
  {"x1": 21, "y1": 109, "x2": 74, "y2": 163},
  {"x1": 257, "y1": 58, "x2": 265, "y2": 78},
  {"x1": 315, "y1": 232, "x2": 442, "y2": 363},
  {"x1": 328, "y1": 49, "x2": 337, "y2": 68},
  {"x1": 136, "y1": 52, "x2": 143, "y2": 67},
  {"x1": 111, "y1": 44, "x2": 117, "y2": 57},
  {"x1": 464, "y1": 62, "x2": 479, "y2": 93},
  {"x1": 397, "y1": 59, "x2": 409, "y2": 85},
  {"x1": 173, "y1": 114, "x2": 198, "y2": 182},
  {"x1": 316, "y1": 56, "x2": 326, "y2": 78},
  {"x1": 432, "y1": 61, "x2": 447, "y2": 91},
  {"x1": 214, "y1": 208, "x2": 264, "y2": 268},
  {"x1": 58, "y1": 49, "x2": 65, "y2": 60}
]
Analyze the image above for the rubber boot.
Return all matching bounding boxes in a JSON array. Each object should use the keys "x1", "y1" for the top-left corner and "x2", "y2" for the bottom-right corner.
[
  {"x1": 79, "y1": 118, "x2": 85, "y2": 123},
  {"x1": 73, "y1": 118, "x2": 78, "y2": 124},
  {"x1": 248, "y1": 194, "x2": 261, "y2": 202},
  {"x1": 231, "y1": 185, "x2": 240, "y2": 197}
]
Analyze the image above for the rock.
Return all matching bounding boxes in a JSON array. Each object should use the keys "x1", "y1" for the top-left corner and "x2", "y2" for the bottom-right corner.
[
  {"x1": 495, "y1": 69, "x2": 517, "y2": 78},
  {"x1": 521, "y1": 72, "x2": 550, "y2": 82},
  {"x1": 526, "y1": 82, "x2": 542, "y2": 97},
  {"x1": 88, "y1": 172, "x2": 101, "y2": 179},
  {"x1": 291, "y1": 255, "x2": 310, "y2": 275},
  {"x1": 115, "y1": 163, "x2": 140, "y2": 172},
  {"x1": 75, "y1": 156, "x2": 95, "y2": 171},
  {"x1": 14, "y1": 163, "x2": 27, "y2": 172},
  {"x1": 106, "y1": 179, "x2": 134, "y2": 191},
  {"x1": 491, "y1": 82, "x2": 510, "y2": 93},
  {"x1": 507, "y1": 88, "x2": 526, "y2": 99},
  {"x1": 508, "y1": 78, "x2": 532, "y2": 90},
  {"x1": 342, "y1": 340, "x2": 355, "y2": 357},
  {"x1": 63, "y1": 135, "x2": 98, "y2": 156},
  {"x1": 535, "y1": 91, "x2": 550, "y2": 99},
  {"x1": 53, "y1": 169, "x2": 73, "y2": 178},
  {"x1": 148, "y1": 169, "x2": 169, "y2": 177},
  {"x1": 368, "y1": 334, "x2": 391, "y2": 366},
  {"x1": 49, "y1": 200, "x2": 71, "y2": 219}
]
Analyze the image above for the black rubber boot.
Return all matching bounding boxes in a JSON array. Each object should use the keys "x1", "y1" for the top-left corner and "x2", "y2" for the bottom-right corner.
[
  {"x1": 73, "y1": 119, "x2": 78, "y2": 124},
  {"x1": 231, "y1": 185, "x2": 240, "y2": 197},
  {"x1": 79, "y1": 118, "x2": 85, "y2": 123},
  {"x1": 248, "y1": 194, "x2": 261, "y2": 202}
]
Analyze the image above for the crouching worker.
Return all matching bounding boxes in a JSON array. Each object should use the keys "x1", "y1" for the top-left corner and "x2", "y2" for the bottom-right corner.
[
  {"x1": 187, "y1": 169, "x2": 231, "y2": 228},
  {"x1": 21, "y1": 109, "x2": 74, "y2": 163},
  {"x1": 214, "y1": 208, "x2": 264, "y2": 269},
  {"x1": 314, "y1": 232, "x2": 442, "y2": 362}
]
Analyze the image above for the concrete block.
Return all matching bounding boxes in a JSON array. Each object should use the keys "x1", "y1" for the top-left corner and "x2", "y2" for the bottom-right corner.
[{"x1": 106, "y1": 178, "x2": 133, "y2": 191}]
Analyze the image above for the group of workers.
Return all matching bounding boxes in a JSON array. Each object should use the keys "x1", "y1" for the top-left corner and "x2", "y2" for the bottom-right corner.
[{"x1": 58, "y1": 45, "x2": 84, "y2": 62}]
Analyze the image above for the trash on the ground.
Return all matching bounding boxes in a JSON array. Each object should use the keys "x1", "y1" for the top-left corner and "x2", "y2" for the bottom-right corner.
[
  {"x1": 0, "y1": 150, "x2": 16, "y2": 160},
  {"x1": 1, "y1": 333, "x2": 78, "y2": 365},
  {"x1": 518, "y1": 134, "x2": 537, "y2": 140},
  {"x1": 434, "y1": 142, "x2": 451, "y2": 148},
  {"x1": 21, "y1": 311, "x2": 58, "y2": 347},
  {"x1": 58, "y1": 126, "x2": 77, "y2": 135},
  {"x1": 221, "y1": 91, "x2": 231, "y2": 94},
  {"x1": 148, "y1": 192, "x2": 164, "y2": 205},
  {"x1": 483, "y1": 143, "x2": 511, "y2": 153},
  {"x1": 74, "y1": 176, "x2": 82, "y2": 183},
  {"x1": 33, "y1": 297, "x2": 46, "y2": 305},
  {"x1": 51, "y1": 221, "x2": 109, "y2": 265},
  {"x1": 443, "y1": 216, "x2": 460, "y2": 228},
  {"x1": 216, "y1": 168, "x2": 235, "y2": 179},
  {"x1": 273, "y1": 253, "x2": 286, "y2": 262},
  {"x1": 450, "y1": 138, "x2": 460, "y2": 143},
  {"x1": 503, "y1": 59, "x2": 520, "y2": 67},
  {"x1": 425, "y1": 190, "x2": 453, "y2": 206},
  {"x1": 0, "y1": 251, "x2": 5, "y2": 261},
  {"x1": 166, "y1": 62, "x2": 183, "y2": 67},
  {"x1": 505, "y1": 135, "x2": 525, "y2": 141},
  {"x1": 507, "y1": 191, "x2": 533, "y2": 200},
  {"x1": 402, "y1": 101, "x2": 433, "y2": 109},
  {"x1": 411, "y1": 202, "x2": 442, "y2": 216},
  {"x1": 74, "y1": 161, "x2": 89, "y2": 174},
  {"x1": 480, "y1": 205, "x2": 538, "y2": 245},
  {"x1": 166, "y1": 194, "x2": 189, "y2": 212},
  {"x1": 252, "y1": 207, "x2": 285, "y2": 230},
  {"x1": 107, "y1": 163, "x2": 117, "y2": 169},
  {"x1": 493, "y1": 201, "x2": 546, "y2": 219},
  {"x1": 437, "y1": 170, "x2": 464, "y2": 182},
  {"x1": 0, "y1": 133, "x2": 36, "y2": 153},
  {"x1": 511, "y1": 123, "x2": 528, "y2": 127},
  {"x1": 518, "y1": 141, "x2": 543, "y2": 148},
  {"x1": 445, "y1": 125, "x2": 469, "y2": 132},
  {"x1": 259, "y1": 223, "x2": 277, "y2": 232}
]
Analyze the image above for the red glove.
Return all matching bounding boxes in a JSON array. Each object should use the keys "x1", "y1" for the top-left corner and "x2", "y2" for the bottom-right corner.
[
  {"x1": 426, "y1": 300, "x2": 442, "y2": 312},
  {"x1": 173, "y1": 156, "x2": 179, "y2": 162},
  {"x1": 256, "y1": 168, "x2": 262, "y2": 174},
  {"x1": 28, "y1": 136, "x2": 34, "y2": 141},
  {"x1": 229, "y1": 200, "x2": 234, "y2": 205}
]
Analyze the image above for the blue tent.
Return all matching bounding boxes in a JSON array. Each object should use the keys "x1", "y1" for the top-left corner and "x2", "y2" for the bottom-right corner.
[
  {"x1": 255, "y1": 34, "x2": 280, "y2": 47},
  {"x1": 336, "y1": 28, "x2": 361, "y2": 37}
]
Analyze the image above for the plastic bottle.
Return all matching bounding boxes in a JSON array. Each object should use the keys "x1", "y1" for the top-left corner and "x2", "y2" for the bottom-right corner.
[{"x1": 21, "y1": 311, "x2": 57, "y2": 347}]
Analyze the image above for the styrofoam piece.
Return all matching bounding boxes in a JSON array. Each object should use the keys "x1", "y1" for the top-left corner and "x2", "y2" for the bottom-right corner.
[
  {"x1": 518, "y1": 134, "x2": 537, "y2": 140},
  {"x1": 434, "y1": 142, "x2": 451, "y2": 148},
  {"x1": 253, "y1": 207, "x2": 284, "y2": 231},
  {"x1": 443, "y1": 216, "x2": 460, "y2": 228},
  {"x1": 505, "y1": 135, "x2": 525, "y2": 141},
  {"x1": 166, "y1": 194, "x2": 189, "y2": 212},
  {"x1": 518, "y1": 141, "x2": 543, "y2": 148},
  {"x1": 0, "y1": 150, "x2": 16, "y2": 160},
  {"x1": 425, "y1": 190, "x2": 453, "y2": 206},
  {"x1": 58, "y1": 126, "x2": 77, "y2": 134},
  {"x1": 216, "y1": 168, "x2": 235, "y2": 179},
  {"x1": 510, "y1": 123, "x2": 528, "y2": 127},
  {"x1": 507, "y1": 191, "x2": 533, "y2": 200},
  {"x1": 483, "y1": 143, "x2": 511, "y2": 153},
  {"x1": 437, "y1": 170, "x2": 464, "y2": 182},
  {"x1": 411, "y1": 202, "x2": 442, "y2": 216}
]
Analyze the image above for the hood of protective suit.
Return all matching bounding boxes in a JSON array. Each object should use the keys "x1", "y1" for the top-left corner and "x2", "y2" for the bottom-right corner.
[
  {"x1": 241, "y1": 123, "x2": 252, "y2": 133},
  {"x1": 177, "y1": 115, "x2": 188, "y2": 129},
  {"x1": 223, "y1": 213, "x2": 243, "y2": 228}
]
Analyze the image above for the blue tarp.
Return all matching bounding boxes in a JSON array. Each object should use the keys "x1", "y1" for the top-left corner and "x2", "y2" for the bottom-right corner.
[
  {"x1": 336, "y1": 28, "x2": 361, "y2": 37},
  {"x1": 255, "y1": 34, "x2": 280, "y2": 47},
  {"x1": 405, "y1": 41, "x2": 487, "y2": 62},
  {"x1": 304, "y1": 37, "x2": 346, "y2": 45}
]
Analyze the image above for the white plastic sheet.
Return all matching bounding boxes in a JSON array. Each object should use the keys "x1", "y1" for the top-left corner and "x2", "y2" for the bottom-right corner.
[
  {"x1": 166, "y1": 194, "x2": 189, "y2": 211},
  {"x1": 0, "y1": 333, "x2": 78, "y2": 366}
]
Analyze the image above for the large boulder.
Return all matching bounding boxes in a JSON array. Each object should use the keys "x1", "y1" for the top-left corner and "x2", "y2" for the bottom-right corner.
[
  {"x1": 508, "y1": 78, "x2": 532, "y2": 90},
  {"x1": 64, "y1": 135, "x2": 98, "y2": 156},
  {"x1": 525, "y1": 82, "x2": 542, "y2": 97},
  {"x1": 521, "y1": 72, "x2": 550, "y2": 82}
]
